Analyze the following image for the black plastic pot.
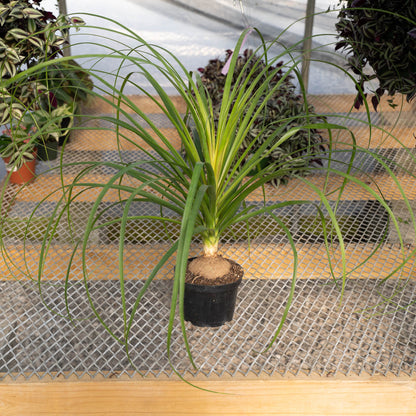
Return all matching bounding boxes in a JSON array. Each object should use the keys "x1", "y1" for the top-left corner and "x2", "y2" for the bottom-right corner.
[
  {"x1": 36, "y1": 140, "x2": 58, "y2": 161},
  {"x1": 58, "y1": 117, "x2": 72, "y2": 146},
  {"x1": 184, "y1": 277, "x2": 242, "y2": 327}
]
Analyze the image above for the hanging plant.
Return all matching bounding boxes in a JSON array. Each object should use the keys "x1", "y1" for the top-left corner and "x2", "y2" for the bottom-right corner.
[
  {"x1": 335, "y1": 0, "x2": 416, "y2": 109},
  {"x1": 196, "y1": 49, "x2": 328, "y2": 186}
]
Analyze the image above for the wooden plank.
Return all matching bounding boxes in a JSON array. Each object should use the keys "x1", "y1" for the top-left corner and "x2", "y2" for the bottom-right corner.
[
  {"x1": 307, "y1": 94, "x2": 358, "y2": 113},
  {"x1": 12, "y1": 174, "x2": 142, "y2": 203},
  {"x1": 81, "y1": 94, "x2": 413, "y2": 118},
  {"x1": 330, "y1": 126, "x2": 416, "y2": 149},
  {"x1": 247, "y1": 174, "x2": 416, "y2": 201},
  {"x1": 308, "y1": 94, "x2": 415, "y2": 113},
  {"x1": 69, "y1": 127, "x2": 182, "y2": 151},
  {"x1": 69, "y1": 123, "x2": 416, "y2": 152},
  {"x1": 81, "y1": 95, "x2": 187, "y2": 115},
  {"x1": 12, "y1": 169, "x2": 416, "y2": 204},
  {"x1": 74, "y1": 94, "x2": 414, "y2": 153},
  {"x1": 1, "y1": 243, "x2": 414, "y2": 281},
  {"x1": 75, "y1": 95, "x2": 415, "y2": 152},
  {"x1": 0, "y1": 377, "x2": 415, "y2": 415}
]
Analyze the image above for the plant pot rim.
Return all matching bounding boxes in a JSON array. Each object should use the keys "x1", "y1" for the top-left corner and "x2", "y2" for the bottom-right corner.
[{"x1": 185, "y1": 276, "x2": 243, "y2": 290}]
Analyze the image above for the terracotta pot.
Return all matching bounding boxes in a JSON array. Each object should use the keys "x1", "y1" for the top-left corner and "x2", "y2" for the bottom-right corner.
[{"x1": 4, "y1": 153, "x2": 37, "y2": 185}]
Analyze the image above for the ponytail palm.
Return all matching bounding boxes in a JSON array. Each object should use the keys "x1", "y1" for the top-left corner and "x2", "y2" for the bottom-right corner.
[{"x1": 2, "y1": 14, "x2": 412, "y2": 374}]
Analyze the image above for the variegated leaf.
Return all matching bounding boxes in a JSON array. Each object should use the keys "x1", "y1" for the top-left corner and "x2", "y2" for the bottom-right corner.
[
  {"x1": 10, "y1": 104, "x2": 23, "y2": 120},
  {"x1": 3, "y1": 61, "x2": 16, "y2": 78},
  {"x1": 47, "y1": 32, "x2": 56, "y2": 44},
  {"x1": 9, "y1": 9, "x2": 23, "y2": 19},
  {"x1": 22, "y1": 152, "x2": 35, "y2": 160},
  {"x1": 27, "y1": 18, "x2": 37, "y2": 33},
  {"x1": 0, "y1": 6, "x2": 9, "y2": 25},
  {"x1": 0, "y1": 107, "x2": 10, "y2": 124},
  {"x1": 70, "y1": 17, "x2": 85, "y2": 26},
  {"x1": 27, "y1": 36, "x2": 44, "y2": 49},
  {"x1": 53, "y1": 37, "x2": 66, "y2": 47},
  {"x1": 22, "y1": 8, "x2": 43, "y2": 19},
  {"x1": 5, "y1": 28, "x2": 28, "y2": 40},
  {"x1": 6, "y1": 47, "x2": 22, "y2": 63},
  {"x1": 0, "y1": 87, "x2": 10, "y2": 98}
]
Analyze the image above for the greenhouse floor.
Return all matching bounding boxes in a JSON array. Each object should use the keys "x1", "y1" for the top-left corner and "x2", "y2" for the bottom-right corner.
[{"x1": 0, "y1": 94, "x2": 415, "y2": 415}]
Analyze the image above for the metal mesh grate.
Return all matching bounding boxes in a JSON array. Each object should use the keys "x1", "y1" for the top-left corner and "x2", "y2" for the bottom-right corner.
[{"x1": 0, "y1": 94, "x2": 415, "y2": 381}]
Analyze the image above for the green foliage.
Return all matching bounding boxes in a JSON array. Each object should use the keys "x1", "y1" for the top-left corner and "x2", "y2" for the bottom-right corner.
[
  {"x1": 23, "y1": 102, "x2": 73, "y2": 140},
  {"x1": 0, "y1": 0, "x2": 85, "y2": 124},
  {"x1": 335, "y1": 0, "x2": 416, "y2": 109},
  {"x1": 0, "y1": 0, "x2": 67, "y2": 78},
  {"x1": 196, "y1": 49, "x2": 327, "y2": 186},
  {"x1": 0, "y1": 103, "x2": 73, "y2": 169},
  {"x1": 36, "y1": 59, "x2": 94, "y2": 112},
  {"x1": 1, "y1": 15, "x2": 414, "y2": 376},
  {"x1": 0, "y1": 122, "x2": 36, "y2": 168}
]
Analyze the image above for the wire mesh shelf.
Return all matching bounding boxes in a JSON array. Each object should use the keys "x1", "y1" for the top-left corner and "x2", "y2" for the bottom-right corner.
[{"x1": 0, "y1": 94, "x2": 415, "y2": 381}]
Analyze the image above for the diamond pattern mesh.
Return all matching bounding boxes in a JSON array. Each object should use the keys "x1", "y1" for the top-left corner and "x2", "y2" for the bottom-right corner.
[{"x1": 0, "y1": 94, "x2": 415, "y2": 381}]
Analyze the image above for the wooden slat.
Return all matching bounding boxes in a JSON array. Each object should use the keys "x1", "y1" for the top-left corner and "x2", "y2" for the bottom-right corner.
[
  {"x1": 0, "y1": 94, "x2": 415, "y2": 416},
  {"x1": 247, "y1": 174, "x2": 416, "y2": 201},
  {"x1": 308, "y1": 94, "x2": 415, "y2": 114},
  {"x1": 75, "y1": 94, "x2": 415, "y2": 152},
  {"x1": 81, "y1": 94, "x2": 414, "y2": 117},
  {"x1": 75, "y1": 94, "x2": 414, "y2": 154},
  {"x1": 12, "y1": 174, "x2": 145, "y2": 203},
  {"x1": 1, "y1": 243, "x2": 414, "y2": 281},
  {"x1": 331, "y1": 126, "x2": 416, "y2": 149},
  {"x1": 307, "y1": 94, "x2": 358, "y2": 113},
  {"x1": 12, "y1": 170, "x2": 416, "y2": 204},
  {"x1": 0, "y1": 377, "x2": 415, "y2": 415},
  {"x1": 81, "y1": 95, "x2": 187, "y2": 115},
  {"x1": 70, "y1": 127, "x2": 182, "y2": 151},
  {"x1": 70, "y1": 124, "x2": 415, "y2": 152}
]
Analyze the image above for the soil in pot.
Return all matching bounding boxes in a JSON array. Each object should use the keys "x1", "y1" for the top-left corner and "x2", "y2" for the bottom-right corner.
[{"x1": 184, "y1": 256, "x2": 243, "y2": 327}]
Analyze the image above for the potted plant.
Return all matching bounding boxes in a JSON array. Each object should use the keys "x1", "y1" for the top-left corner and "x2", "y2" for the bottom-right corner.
[
  {"x1": 36, "y1": 59, "x2": 93, "y2": 145},
  {"x1": 54, "y1": 101, "x2": 75, "y2": 146},
  {"x1": 2, "y1": 18, "x2": 412, "y2": 375},
  {"x1": 0, "y1": 124, "x2": 37, "y2": 184},
  {"x1": 196, "y1": 48, "x2": 327, "y2": 187},
  {"x1": 23, "y1": 104, "x2": 73, "y2": 161},
  {"x1": 335, "y1": 0, "x2": 416, "y2": 109},
  {"x1": 0, "y1": 0, "x2": 85, "y2": 142}
]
